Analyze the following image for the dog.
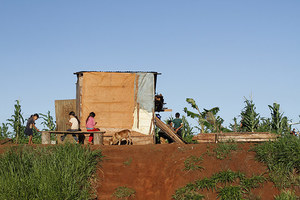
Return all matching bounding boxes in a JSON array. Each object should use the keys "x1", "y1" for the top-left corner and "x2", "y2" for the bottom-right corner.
[{"x1": 109, "y1": 129, "x2": 132, "y2": 145}]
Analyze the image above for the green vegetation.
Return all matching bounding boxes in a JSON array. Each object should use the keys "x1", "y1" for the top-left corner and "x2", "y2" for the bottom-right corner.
[
  {"x1": 274, "y1": 190, "x2": 299, "y2": 200},
  {"x1": 240, "y1": 98, "x2": 260, "y2": 132},
  {"x1": 268, "y1": 103, "x2": 290, "y2": 134},
  {"x1": 253, "y1": 135, "x2": 300, "y2": 188},
  {"x1": 183, "y1": 155, "x2": 204, "y2": 171},
  {"x1": 7, "y1": 100, "x2": 25, "y2": 143},
  {"x1": 0, "y1": 123, "x2": 10, "y2": 139},
  {"x1": 173, "y1": 170, "x2": 265, "y2": 200},
  {"x1": 0, "y1": 143, "x2": 102, "y2": 200},
  {"x1": 124, "y1": 157, "x2": 133, "y2": 166},
  {"x1": 213, "y1": 140, "x2": 238, "y2": 160},
  {"x1": 217, "y1": 185, "x2": 244, "y2": 200},
  {"x1": 40, "y1": 111, "x2": 56, "y2": 131},
  {"x1": 112, "y1": 186, "x2": 136, "y2": 199}
]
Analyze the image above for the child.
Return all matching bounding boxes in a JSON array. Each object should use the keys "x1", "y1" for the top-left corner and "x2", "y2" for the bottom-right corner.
[
  {"x1": 173, "y1": 112, "x2": 183, "y2": 138},
  {"x1": 61, "y1": 111, "x2": 80, "y2": 143},
  {"x1": 24, "y1": 114, "x2": 40, "y2": 145},
  {"x1": 86, "y1": 112, "x2": 100, "y2": 144}
]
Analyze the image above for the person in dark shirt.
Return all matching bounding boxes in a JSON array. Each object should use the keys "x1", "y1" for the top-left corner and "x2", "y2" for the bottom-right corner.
[
  {"x1": 173, "y1": 113, "x2": 183, "y2": 137},
  {"x1": 24, "y1": 114, "x2": 40, "y2": 144}
]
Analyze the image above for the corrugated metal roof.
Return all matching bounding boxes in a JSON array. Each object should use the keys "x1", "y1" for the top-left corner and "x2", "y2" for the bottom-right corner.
[{"x1": 74, "y1": 71, "x2": 161, "y2": 75}]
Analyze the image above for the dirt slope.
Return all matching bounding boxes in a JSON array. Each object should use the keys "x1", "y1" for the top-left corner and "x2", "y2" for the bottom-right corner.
[{"x1": 94, "y1": 143, "x2": 280, "y2": 200}]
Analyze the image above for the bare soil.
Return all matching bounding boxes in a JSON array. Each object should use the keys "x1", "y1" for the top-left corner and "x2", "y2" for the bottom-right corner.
[
  {"x1": 1, "y1": 142, "x2": 297, "y2": 199},
  {"x1": 93, "y1": 143, "x2": 281, "y2": 200}
]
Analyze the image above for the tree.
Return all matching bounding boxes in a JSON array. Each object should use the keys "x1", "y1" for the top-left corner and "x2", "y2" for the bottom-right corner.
[
  {"x1": 7, "y1": 100, "x2": 25, "y2": 143},
  {"x1": 240, "y1": 98, "x2": 260, "y2": 132}
]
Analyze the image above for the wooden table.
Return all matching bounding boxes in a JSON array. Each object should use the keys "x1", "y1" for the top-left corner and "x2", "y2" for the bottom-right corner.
[{"x1": 41, "y1": 131, "x2": 106, "y2": 145}]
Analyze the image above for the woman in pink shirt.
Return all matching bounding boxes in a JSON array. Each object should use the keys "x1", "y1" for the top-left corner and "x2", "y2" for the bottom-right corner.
[{"x1": 86, "y1": 112, "x2": 100, "y2": 144}]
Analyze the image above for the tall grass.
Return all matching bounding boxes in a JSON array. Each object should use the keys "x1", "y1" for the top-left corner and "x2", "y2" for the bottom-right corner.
[
  {"x1": 253, "y1": 135, "x2": 300, "y2": 188},
  {"x1": 0, "y1": 143, "x2": 102, "y2": 200}
]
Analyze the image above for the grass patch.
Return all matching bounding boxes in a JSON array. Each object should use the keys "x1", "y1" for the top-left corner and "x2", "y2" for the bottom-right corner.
[
  {"x1": 123, "y1": 158, "x2": 133, "y2": 166},
  {"x1": 173, "y1": 170, "x2": 265, "y2": 200},
  {"x1": 112, "y1": 186, "x2": 136, "y2": 199},
  {"x1": 274, "y1": 190, "x2": 299, "y2": 200},
  {"x1": 183, "y1": 155, "x2": 204, "y2": 171},
  {"x1": 0, "y1": 143, "x2": 102, "y2": 200},
  {"x1": 253, "y1": 135, "x2": 300, "y2": 188},
  {"x1": 213, "y1": 140, "x2": 238, "y2": 160},
  {"x1": 217, "y1": 185, "x2": 244, "y2": 200}
]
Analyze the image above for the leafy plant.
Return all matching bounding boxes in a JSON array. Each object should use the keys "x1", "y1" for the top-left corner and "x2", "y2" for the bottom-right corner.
[
  {"x1": 183, "y1": 155, "x2": 204, "y2": 171},
  {"x1": 240, "y1": 175, "x2": 266, "y2": 192},
  {"x1": 184, "y1": 98, "x2": 222, "y2": 133},
  {"x1": 112, "y1": 186, "x2": 136, "y2": 199},
  {"x1": 268, "y1": 103, "x2": 290, "y2": 134},
  {"x1": 212, "y1": 169, "x2": 245, "y2": 185},
  {"x1": 40, "y1": 111, "x2": 56, "y2": 131},
  {"x1": 0, "y1": 143, "x2": 102, "y2": 200},
  {"x1": 240, "y1": 97, "x2": 260, "y2": 132},
  {"x1": 213, "y1": 140, "x2": 238, "y2": 160},
  {"x1": 274, "y1": 190, "x2": 299, "y2": 200},
  {"x1": 7, "y1": 100, "x2": 25, "y2": 143}
]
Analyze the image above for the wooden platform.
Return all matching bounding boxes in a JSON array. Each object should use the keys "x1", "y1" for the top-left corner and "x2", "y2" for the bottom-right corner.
[{"x1": 193, "y1": 132, "x2": 279, "y2": 143}]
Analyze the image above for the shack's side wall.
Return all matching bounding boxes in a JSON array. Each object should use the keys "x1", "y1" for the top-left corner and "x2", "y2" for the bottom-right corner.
[
  {"x1": 132, "y1": 73, "x2": 155, "y2": 135},
  {"x1": 80, "y1": 72, "x2": 136, "y2": 130}
]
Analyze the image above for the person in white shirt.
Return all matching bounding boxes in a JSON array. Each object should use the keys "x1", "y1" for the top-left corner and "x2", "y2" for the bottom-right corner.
[{"x1": 61, "y1": 111, "x2": 80, "y2": 143}]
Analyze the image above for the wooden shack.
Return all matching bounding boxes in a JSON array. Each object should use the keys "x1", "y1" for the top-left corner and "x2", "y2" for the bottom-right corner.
[{"x1": 72, "y1": 71, "x2": 159, "y2": 144}]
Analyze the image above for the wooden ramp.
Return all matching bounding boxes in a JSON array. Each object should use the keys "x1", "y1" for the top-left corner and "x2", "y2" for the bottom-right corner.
[{"x1": 155, "y1": 116, "x2": 186, "y2": 144}]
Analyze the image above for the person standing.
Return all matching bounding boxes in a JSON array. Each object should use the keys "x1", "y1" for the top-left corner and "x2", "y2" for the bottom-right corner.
[
  {"x1": 24, "y1": 114, "x2": 40, "y2": 145},
  {"x1": 173, "y1": 112, "x2": 183, "y2": 137}
]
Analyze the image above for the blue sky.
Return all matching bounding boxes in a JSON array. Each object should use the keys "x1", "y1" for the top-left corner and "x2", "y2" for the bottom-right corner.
[{"x1": 1, "y1": 1, "x2": 300, "y2": 131}]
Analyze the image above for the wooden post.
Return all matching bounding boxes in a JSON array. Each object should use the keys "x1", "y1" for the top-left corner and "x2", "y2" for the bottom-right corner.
[
  {"x1": 94, "y1": 133, "x2": 103, "y2": 145},
  {"x1": 42, "y1": 131, "x2": 51, "y2": 144}
]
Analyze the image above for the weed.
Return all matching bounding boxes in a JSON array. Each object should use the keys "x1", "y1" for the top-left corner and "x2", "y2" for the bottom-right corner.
[
  {"x1": 211, "y1": 169, "x2": 244, "y2": 185},
  {"x1": 217, "y1": 185, "x2": 244, "y2": 200},
  {"x1": 213, "y1": 140, "x2": 238, "y2": 160},
  {"x1": 274, "y1": 190, "x2": 299, "y2": 200},
  {"x1": 183, "y1": 155, "x2": 204, "y2": 171},
  {"x1": 112, "y1": 186, "x2": 136, "y2": 199},
  {"x1": 124, "y1": 158, "x2": 133, "y2": 166},
  {"x1": 240, "y1": 175, "x2": 266, "y2": 192},
  {"x1": 172, "y1": 186, "x2": 204, "y2": 200},
  {"x1": 0, "y1": 143, "x2": 102, "y2": 200},
  {"x1": 195, "y1": 177, "x2": 217, "y2": 191}
]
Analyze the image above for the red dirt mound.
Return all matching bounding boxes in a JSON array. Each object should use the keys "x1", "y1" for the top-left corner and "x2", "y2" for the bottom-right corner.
[{"x1": 94, "y1": 143, "x2": 280, "y2": 200}]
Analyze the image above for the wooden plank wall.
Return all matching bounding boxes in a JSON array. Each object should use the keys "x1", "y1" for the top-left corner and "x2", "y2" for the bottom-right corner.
[{"x1": 55, "y1": 99, "x2": 77, "y2": 144}]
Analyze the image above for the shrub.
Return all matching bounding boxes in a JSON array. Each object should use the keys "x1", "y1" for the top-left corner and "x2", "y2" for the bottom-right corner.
[{"x1": 0, "y1": 143, "x2": 102, "y2": 200}]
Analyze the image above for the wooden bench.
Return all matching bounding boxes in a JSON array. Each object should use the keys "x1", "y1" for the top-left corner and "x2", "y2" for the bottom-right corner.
[{"x1": 41, "y1": 131, "x2": 106, "y2": 145}]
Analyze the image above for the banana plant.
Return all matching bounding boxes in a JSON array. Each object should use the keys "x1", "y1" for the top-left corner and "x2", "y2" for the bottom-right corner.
[
  {"x1": 7, "y1": 100, "x2": 25, "y2": 143},
  {"x1": 184, "y1": 98, "x2": 222, "y2": 133}
]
